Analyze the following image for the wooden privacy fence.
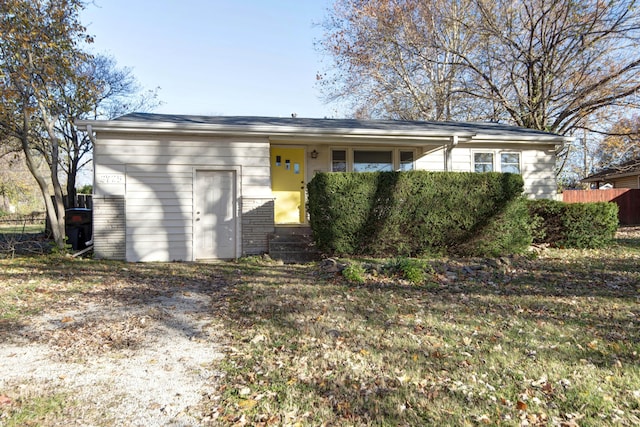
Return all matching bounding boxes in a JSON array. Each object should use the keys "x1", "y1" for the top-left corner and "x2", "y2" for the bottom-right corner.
[
  {"x1": 65, "y1": 194, "x2": 92, "y2": 209},
  {"x1": 563, "y1": 189, "x2": 640, "y2": 225}
]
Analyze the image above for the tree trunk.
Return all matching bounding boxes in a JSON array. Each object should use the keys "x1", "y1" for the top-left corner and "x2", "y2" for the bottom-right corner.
[{"x1": 21, "y1": 136, "x2": 66, "y2": 249}]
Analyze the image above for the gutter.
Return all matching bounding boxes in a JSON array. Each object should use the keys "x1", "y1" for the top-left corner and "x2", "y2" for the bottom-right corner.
[{"x1": 76, "y1": 119, "x2": 571, "y2": 145}]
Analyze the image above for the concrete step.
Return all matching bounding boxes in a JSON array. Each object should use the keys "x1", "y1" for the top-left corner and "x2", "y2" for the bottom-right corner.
[{"x1": 268, "y1": 232, "x2": 321, "y2": 263}]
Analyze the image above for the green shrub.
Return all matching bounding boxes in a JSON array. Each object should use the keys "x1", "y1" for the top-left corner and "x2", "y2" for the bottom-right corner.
[
  {"x1": 387, "y1": 257, "x2": 433, "y2": 284},
  {"x1": 528, "y1": 199, "x2": 618, "y2": 248},
  {"x1": 341, "y1": 262, "x2": 366, "y2": 284},
  {"x1": 454, "y1": 197, "x2": 533, "y2": 257},
  {"x1": 307, "y1": 171, "x2": 526, "y2": 257}
]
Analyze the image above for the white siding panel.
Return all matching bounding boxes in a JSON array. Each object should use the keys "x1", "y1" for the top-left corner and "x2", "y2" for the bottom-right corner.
[
  {"x1": 126, "y1": 198, "x2": 193, "y2": 208},
  {"x1": 126, "y1": 213, "x2": 191, "y2": 224},
  {"x1": 451, "y1": 149, "x2": 472, "y2": 172},
  {"x1": 98, "y1": 144, "x2": 269, "y2": 157},
  {"x1": 521, "y1": 148, "x2": 556, "y2": 199},
  {"x1": 127, "y1": 227, "x2": 193, "y2": 237},
  {"x1": 124, "y1": 159, "x2": 195, "y2": 262},
  {"x1": 416, "y1": 149, "x2": 445, "y2": 171},
  {"x1": 128, "y1": 240, "x2": 192, "y2": 263},
  {"x1": 126, "y1": 183, "x2": 194, "y2": 193},
  {"x1": 99, "y1": 154, "x2": 268, "y2": 167}
]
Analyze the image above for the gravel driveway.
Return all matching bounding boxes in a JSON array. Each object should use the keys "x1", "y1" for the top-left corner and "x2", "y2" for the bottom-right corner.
[{"x1": 0, "y1": 275, "x2": 225, "y2": 426}]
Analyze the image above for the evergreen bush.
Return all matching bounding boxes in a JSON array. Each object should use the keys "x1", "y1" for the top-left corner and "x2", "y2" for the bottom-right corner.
[
  {"x1": 528, "y1": 199, "x2": 618, "y2": 248},
  {"x1": 307, "y1": 171, "x2": 527, "y2": 257}
]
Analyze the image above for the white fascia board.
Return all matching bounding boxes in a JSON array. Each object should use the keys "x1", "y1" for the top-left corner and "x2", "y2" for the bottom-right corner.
[
  {"x1": 77, "y1": 119, "x2": 570, "y2": 145},
  {"x1": 470, "y1": 134, "x2": 573, "y2": 144},
  {"x1": 76, "y1": 119, "x2": 476, "y2": 141}
]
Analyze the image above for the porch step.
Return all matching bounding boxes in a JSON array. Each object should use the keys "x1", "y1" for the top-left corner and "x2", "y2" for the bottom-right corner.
[{"x1": 268, "y1": 230, "x2": 321, "y2": 264}]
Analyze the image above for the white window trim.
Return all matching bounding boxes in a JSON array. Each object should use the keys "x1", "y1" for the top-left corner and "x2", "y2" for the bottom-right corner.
[
  {"x1": 499, "y1": 151, "x2": 522, "y2": 174},
  {"x1": 330, "y1": 147, "x2": 349, "y2": 172},
  {"x1": 330, "y1": 147, "x2": 417, "y2": 172},
  {"x1": 472, "y1": 150, "x2": 495, "y2": 173},
  {"x1": 471, "y1": 149, "x2": 522, "y2": 174}
]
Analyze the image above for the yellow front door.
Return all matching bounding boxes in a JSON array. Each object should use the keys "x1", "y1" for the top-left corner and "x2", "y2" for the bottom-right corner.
[{"x1": 271, "y1": 147, "x2": 305, "y2": 224}]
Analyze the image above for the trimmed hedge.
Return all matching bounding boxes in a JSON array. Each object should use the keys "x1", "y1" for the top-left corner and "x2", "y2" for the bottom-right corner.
[
  {"x1": 307, "y1": 171, "x2": 527, "y2": 257},
  {"x1": 527, "y1": 199, "x2": 619, "y2": 248}
]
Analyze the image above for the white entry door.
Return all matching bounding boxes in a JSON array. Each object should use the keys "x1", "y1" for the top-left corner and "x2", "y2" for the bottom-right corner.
[{"x1": 194, "y1": 171, "x2": 236, "y2": 259}]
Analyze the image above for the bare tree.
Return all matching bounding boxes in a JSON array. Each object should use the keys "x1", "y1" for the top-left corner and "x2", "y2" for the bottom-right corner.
[
  {"x1": 320, "y1": 0, "x2": 640, "y2": 134},
  {"x1": 0, "y1": 0, "x2": 93, "y2": 249},
  {"x1": 318, "y1": 0, "x2": 474, "y2": 120},
  {"x1": 599, "y1": 115, "x2": 640, "y2": 166},
  {"x1": 462, "y1": 0, "x2": 640, "y2": 135},
  {"x1": 56, "y1": 55, "x2": 160, "y2": 207}
]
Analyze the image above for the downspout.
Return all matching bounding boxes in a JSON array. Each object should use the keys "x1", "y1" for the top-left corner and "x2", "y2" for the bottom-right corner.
[
  {"x1": 86, "y1": 125, "x2": 97, "y2": 248},
  {"x1": 445, "y1": 135, "x2": 458, "y2": 172},
  {"x1": 86, "y1": 124, "x2": 97, "y2": 192}
]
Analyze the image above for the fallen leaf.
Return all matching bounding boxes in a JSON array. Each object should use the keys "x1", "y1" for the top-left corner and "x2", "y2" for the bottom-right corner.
[
  {"x1": 476, "y1": 414, "x2": 491, "y2": 424},
  {"x1": 0, "y1": 395, "x2": 12, "y2": 405},
  {"x1": 238, "y1": 399, "x2": 257, "y2": 409},
  {"x1": 61, "y1": 316, "x2": 74, "y2": 323},
  {"x1": 517, "y1": 400, "x2": 528, "y2": 411},
  {"x1": 250, "y1": 334, "x2": 266, "y2": 344}
]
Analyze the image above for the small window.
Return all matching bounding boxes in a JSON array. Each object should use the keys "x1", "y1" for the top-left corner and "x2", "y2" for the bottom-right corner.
[
  {"x1": 332, "y1": 150, "x2": 347, "y2": 172},
  {"x1": 353, "y1": 150, "x2": 393, "y2": 172},
  {"x1": 400, "y1": 151, "x2": 414, "y2": 171},
  {"x1": 474, "y1": 152, "x2": 494, "y2": 173},
  {"x1": 501, "y1": 152, "x2": 520, "y2": 174}
]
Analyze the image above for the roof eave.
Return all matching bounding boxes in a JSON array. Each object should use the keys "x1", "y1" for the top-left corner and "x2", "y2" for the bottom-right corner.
[
  {"x1": 77, "y1": 119, "x2": 477, "y2": 141},
  {"x1": 76, "y1": 119, "x2": 570, "y2": 144},
  {"x1": 582, "y1": 171, "x2": 640, "y2": 182}
]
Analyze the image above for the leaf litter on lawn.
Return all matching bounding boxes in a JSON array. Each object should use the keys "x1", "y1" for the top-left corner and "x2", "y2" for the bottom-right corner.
[
  {"x1": 202, "y1": 240, "x2": 640, "y2": 426},
  {"x1": 2, "y1": 232, "x2": 640, "y2": 426},
  {"x1": 0, "y1": 257, "x2": 227, "y2": 426}
]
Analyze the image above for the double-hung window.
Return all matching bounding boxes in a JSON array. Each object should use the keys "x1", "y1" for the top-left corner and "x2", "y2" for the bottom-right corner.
[
  {"x1": 473, "y1": 151, "x2": 521, "y2": 174},
  {"x1": 474, "y1": 152, "x2": 494, "y2": 172},
  {"x1": 500, "y1": 152, "x2": 521, "y2": 174}
]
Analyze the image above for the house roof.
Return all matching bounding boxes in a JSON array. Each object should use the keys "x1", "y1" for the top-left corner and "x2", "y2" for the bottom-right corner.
[
  {"x1": 78, "y1": 112, "x2": 571, "y2": 145},
  {"x1": 582, "y1": 158, "x2": 640, "y2": 182}
]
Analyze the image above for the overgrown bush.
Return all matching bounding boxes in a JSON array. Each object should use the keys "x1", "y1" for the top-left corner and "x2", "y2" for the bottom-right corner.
[
  {"x1": 528, "y1": 199, "x2": 618, "y2": 248},
  {"x1": 308, "y1": 171, "x2": 527, "y2": 257},
  {"x1": 454, "y1": 197, "x2": 534, "y2": 257}
]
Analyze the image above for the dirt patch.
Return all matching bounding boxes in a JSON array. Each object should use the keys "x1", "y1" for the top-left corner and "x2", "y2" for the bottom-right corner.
[{"x1": 0, "y1": 278, "x2": 225, "y2": 426}]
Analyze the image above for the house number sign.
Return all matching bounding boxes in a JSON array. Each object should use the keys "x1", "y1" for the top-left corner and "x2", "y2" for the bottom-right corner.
[{"x1": 97, "y1": 174, "x2": 125, "y2": 184}]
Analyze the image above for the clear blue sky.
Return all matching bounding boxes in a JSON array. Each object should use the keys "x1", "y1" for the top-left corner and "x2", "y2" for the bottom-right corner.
[{"x1": 81, "y1": 1, "x2": 340, "y2": 118}]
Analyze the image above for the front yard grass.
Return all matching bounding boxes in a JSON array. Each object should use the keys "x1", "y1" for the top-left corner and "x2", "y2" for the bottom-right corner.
[
  {"x1": 207, "y1": 237, "x2": 640, "y2": 425},
  {"x1": 1, "y1": 230, "x2": 639, "y2": 426}
]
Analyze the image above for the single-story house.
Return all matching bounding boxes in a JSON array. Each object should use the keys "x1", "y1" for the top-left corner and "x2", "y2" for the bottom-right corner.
[
  {"x1": 77, "y1": 113, "x2": 569, "y2": 262},
  {"x1": 582, "y1": 158, "x2": 640, "y2": 189}
]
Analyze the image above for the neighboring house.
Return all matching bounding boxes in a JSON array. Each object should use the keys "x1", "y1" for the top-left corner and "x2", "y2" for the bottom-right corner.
[
  {"x1": 78, "y1": 113, "x2": 569, "y2": 262},
  {"x1": 582, "y1": 158, "x2": 640, "y2": 189}
]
